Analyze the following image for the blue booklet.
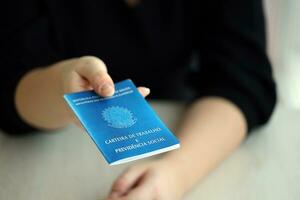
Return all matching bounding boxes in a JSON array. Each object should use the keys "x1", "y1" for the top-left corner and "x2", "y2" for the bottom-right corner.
[{"x1": 64, "y1": 79, "x2": 180, "y2": 165}]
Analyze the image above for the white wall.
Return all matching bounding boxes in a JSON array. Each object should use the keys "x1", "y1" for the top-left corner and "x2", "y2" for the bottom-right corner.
[{"x1": 265, "y1": 0, "x2": 300, "y2": 109}]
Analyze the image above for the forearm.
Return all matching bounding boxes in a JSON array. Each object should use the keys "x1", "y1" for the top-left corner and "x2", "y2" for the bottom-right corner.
[
  {"x1": 15, "y1": 62, "x2": 70, "y2": 130},
  {"x1": 163, "y1": 97, "x2": 247, "y2": 191},
  {"x1": 14, "y1": 56, "x2": 146, "y2": 132}
]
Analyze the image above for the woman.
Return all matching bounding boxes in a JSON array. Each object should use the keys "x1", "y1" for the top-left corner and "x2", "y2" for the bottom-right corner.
[{"x1": 0, "y1": 0, "x2": 276, "y2": 199}]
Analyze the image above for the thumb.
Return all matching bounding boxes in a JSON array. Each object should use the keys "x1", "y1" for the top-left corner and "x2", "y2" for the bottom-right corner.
[{"x1": 74, "y1": 56, "x2": 115, "y2": 97}]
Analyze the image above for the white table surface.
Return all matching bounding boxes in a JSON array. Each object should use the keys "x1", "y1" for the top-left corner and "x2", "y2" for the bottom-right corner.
[{"x1": 0, "y1": 101, "x2": 299, "y2": 200}]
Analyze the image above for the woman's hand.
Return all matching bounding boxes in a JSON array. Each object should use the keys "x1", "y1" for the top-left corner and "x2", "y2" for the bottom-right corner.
[
  {"x1": 59, "y1": 56, "x2": 150, "y2": 97},
  {"x1": 15, "y1": 56, "x2": 150, "y2": 130},
  {"x1": 105, "y1": 98, "x2": 247, "y2": 200},
  {"x1": 59, "y1": 56, "x2": 151, "y2": 97},
  {"x1": 56, "y1": 56, "x2": 150, "y2": 127},
  {"x1": 106, "y1": 160, "x2": 185, "y2": 200}
]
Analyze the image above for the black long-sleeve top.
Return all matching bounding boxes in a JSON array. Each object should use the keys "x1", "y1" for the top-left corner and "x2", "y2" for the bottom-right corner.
[{"x1": 0, "y1": 0, "x2": 276, "y2": 135}]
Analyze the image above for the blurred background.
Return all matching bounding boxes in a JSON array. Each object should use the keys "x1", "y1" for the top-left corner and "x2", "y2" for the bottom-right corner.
[{"x1": 265, "y1": 0, "x2": 300, "y2": 108}]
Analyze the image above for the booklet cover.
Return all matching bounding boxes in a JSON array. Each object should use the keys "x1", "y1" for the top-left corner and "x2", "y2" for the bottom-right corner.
[{"x1": 64, "y1": 79, "x2": 180, "y2": 165}]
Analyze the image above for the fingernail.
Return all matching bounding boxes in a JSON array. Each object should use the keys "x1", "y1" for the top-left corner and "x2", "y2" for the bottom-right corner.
[
  {"x1": 101, "y1": 83, "x2": 114, "y2": 96},
  {"x1": 143, "y1": 87, "x2": 150, "y2": 95}
]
